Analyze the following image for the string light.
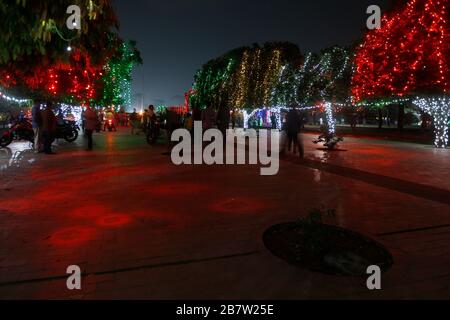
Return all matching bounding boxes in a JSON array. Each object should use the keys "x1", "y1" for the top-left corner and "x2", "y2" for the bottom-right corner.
[
  {"x1": 324, "y1": 102, "x2": 336, "y2": 135},
  {"x1": 352, "y1": 0, "x2": 449, "y2": 148},
  {"x1": 413, "y1": 96, "x2": 450, "y2": 148},
  {"x1": 98, "y1": 42, "x2": 140, "y2": 109},
  {"x1": 232, "y1": 50, "x2": 251, "y2": 108},
  {"x1": 0, "y1": 86, "x2": 30, "y2": 104},
  {"x1": 353, "y1": 0, "x2": 449, "y2": 100}
]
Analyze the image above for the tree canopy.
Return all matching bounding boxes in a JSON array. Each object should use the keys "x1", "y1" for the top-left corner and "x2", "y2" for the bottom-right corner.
[
  {"x1": 191, "y1": 42, "x2": 352, "y2": 110},
  {"x1": 352, "y1": 0, "x2": 449, "y2": 102},
  {"x1": 0, "y1": 0, "x2": 140, "y2": 105}
]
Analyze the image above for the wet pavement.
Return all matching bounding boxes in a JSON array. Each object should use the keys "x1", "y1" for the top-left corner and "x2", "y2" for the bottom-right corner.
[{"x1": 0, "y1": 129, "x2": 449, "y2": 299}]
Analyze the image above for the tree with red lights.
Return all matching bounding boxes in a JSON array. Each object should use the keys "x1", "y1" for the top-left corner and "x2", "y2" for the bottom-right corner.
[
  {"x1": 352, "y1": 0, "x2": 449, "y2": 101},
  {"x1": 0, "y1": 0, "x2": 120, "y2": 103},
  {"x1": 352, "y1": 0, "x2": 449, "y2": 147}
]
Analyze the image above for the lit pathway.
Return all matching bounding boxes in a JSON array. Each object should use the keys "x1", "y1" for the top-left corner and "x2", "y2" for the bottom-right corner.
[{"x1": 0, "y1": 129, "x2": 449, "y2": 299}]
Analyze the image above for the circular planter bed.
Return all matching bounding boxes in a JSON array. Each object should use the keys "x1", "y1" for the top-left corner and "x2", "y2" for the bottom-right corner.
[{"x1": 264, "y1": 222, "x2": 393, "y2": 277}]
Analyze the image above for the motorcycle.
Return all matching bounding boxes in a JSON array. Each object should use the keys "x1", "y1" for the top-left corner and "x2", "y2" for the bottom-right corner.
[
  {"x1": 55, "y1": 120, "x2": 79, "y2": 143},
  {"x1": 0, "y1": 120, "x2": 80, "y2": 148},
  {"x1": 0, "y1": 120, "x2": 34, "y2": 148},
  {"x1": 105, "y1": 119, "x2": 117, "y2": 132}
]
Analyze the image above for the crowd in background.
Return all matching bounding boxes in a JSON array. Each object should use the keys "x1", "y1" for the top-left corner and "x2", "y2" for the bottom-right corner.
[{"x1": 3, "y1": 101, "x2": 304, "y2": 158}]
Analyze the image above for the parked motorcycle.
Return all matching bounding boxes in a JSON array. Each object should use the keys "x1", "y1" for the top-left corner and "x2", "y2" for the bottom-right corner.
[
  {"x1": 0, "y1": 120, "x2": 34, "y2": 148},
  {"x1": 0, "y1": 119, "x2": 79, "y2": 148},
  {"x1": 55, "y1": 120, "x2": 79, "y2": 143}
]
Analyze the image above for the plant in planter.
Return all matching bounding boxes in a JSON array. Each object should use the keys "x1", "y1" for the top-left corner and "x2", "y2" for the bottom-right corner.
[
  {"x1": 263, "y1": 207, "x2": 393, "y2": 276},
  {"x1": 313, "y1": 126, "x2": 344, "y2": 150},
  {"x1": 294, "y1": 207, "x2": 336, "y2": 255}
]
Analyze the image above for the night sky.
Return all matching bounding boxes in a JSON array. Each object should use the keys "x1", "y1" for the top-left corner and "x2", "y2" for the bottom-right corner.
[{"x1": 114, "y1": 0, "x2": 389, "y2": 108}]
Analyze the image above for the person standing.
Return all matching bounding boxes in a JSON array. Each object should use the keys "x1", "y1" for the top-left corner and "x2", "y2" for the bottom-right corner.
[
  {"x1": 84, "y1": 106, "x2": 98, "y2": 151},
  {"x1": 270, "y1": 113, "x2": 278, "y2": 130},
  {"x1": 148, "y1": 105, "x2": 157, "y2": 134},
  {"x1": 81, "y1": 108, "x2": 86, "y2": 133},
  {"x1": 142, "y1": 109, "x2": 149, "y2": 133},
  {"x1": 31, "y1": 101, "x2": 43, "y2": 154},
  {"x1": 130, "y1": 109, "x2": 139, "y2": 135},
  {"x1": 184, "y1": 112, "x2": 193, "y2": 134},
  {"x1": 285, "y1": 106, "x2": 304, "y2": 158},
  {"x1": 148, "y1": 105, "x2": 156, "y2": 122},
  {"x1": 98, "y1": 109, "x2": 105, "y2": 132},
  {"x1": 41, "y1": 102, "x2": 57, "y2": 155}
]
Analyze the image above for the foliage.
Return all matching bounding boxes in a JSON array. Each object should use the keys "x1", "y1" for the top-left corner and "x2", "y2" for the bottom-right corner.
[
  {"x1": 0, "y1": 0, "x2": 118, "y2": 67},
  {"x1": 297, "y1": 207, "x2": 337, "y2": 227},
  {"x1": 97, "y1": 40, "x2": 142, "y2": 107},
  {"x1": 295, "y1": 207, "x2": 337, "y2": 254},
  {"x1": 191, "y1": 43, "x2": 352, "y2": 111},
  {"x1": 191, "y1": 42, "x2": 302, "y2": 110},
  {"x1": 296, "y1": 47, "x2": 352, "y2": 105},
  {"x1": 0, "y1": 1, "x2": 141, "y2": 105},
  {"x1": 313, "y1": 130, "x2": 344, "y2": 150},
  {"x1": 352, "y1": 0, "x2": 449, "y2": 102}
]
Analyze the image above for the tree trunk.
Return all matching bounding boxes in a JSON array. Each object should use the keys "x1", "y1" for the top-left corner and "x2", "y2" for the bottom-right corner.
[
  {"x1": 398, "y1": 105, "x2": 405, "y2": 131},
  {"x1": 378, "y1": 109, "x2": 383, "y2": 129}
]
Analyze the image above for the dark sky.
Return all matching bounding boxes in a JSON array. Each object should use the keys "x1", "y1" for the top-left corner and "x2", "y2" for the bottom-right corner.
[{"x1": 114, "y1": 0, "x2": 389, "y2": 108}]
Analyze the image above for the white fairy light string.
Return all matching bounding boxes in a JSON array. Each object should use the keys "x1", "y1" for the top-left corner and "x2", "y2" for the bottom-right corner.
[
  {"x1": 413, "y1": 96, "x2": 450, "y2": 148},
  {"x1": 0, "y1": 87, "x2": 30, "y2": 105},
  {"x1": 324, "y1": 102, "x2": 336, "y2": 134}
]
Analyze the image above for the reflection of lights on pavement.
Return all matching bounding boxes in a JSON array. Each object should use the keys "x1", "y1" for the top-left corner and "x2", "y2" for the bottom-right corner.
[
  {"x1": 314, "y1": 169, "x2": 322, "y2": 183},
  {"x1": 209, "y1": 197, "x2": 266, "y2": 214},
  {"x1": 49, "y1": 227, "x2": 96, "y2": 246},
  {"x1": 0, "y1": 142, "x2": 35, "y2": 172},
  {"x1": 96, "y1": 214, "x2": 132, "y2": 228},
  {"x1": 148, "y1": 183, "x2": 209, "y2": 196}
]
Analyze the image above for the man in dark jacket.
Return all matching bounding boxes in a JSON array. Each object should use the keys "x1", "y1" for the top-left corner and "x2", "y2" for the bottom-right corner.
[
  {"x1": 41, "y1": 102, "x2": 57, "y2": 155},
  {"x1": 285, "y1": 106, "x2": 304, "y2": 158}
]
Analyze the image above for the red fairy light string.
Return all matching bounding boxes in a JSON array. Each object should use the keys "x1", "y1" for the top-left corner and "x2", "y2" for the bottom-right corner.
[{"x1": 352, "y1": 0, "x2": 449, "y2": 102}]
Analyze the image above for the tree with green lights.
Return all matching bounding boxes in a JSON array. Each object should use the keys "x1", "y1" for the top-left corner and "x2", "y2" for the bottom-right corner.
[
  {"x1": 97, "y1": 41, "x2": 142, "y2": 108},
  {"x1": 295, "y1": 46, "x2": 352, "y2": 106},
  {"x1": 191, "y1": 42, "x2": 302, "y2": 111}
]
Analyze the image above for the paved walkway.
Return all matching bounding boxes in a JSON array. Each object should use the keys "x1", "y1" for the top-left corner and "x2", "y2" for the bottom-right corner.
[{"x1": 0, "y1": 129, "x2": 449, "y2": 299}]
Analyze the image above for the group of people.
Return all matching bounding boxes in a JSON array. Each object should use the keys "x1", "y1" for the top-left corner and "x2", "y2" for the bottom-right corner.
[
  {"x1": 32, "y1": 101, "x2": 98, "y2": 154},
  {"x1": 129, "y1": 106, "x2": 157, "y2": 135},
  {"x1": 28, "y1": 100, "x2": 304, "y2": 157},
  {"x1": 128, "y1": 105, "x2": 195, "y2": 136},
  {"x1": 198, "y1": 106, "x2": 243, "y2": 135},
  {"x1": 281, "y1": 106, "x2": 305, "y2": 158},
  {"x1": 200, "y1": 104, "x2": 304, "y2": 158},
  {"x1": 31, "y1": 101, "x2": 58, "y2": 155},
  {"x1": 82, "y1": 108, "x2": 118, "y2": 133}
]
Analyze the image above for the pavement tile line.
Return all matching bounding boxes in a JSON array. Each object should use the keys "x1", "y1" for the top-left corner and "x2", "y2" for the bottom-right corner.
[
  {"x1": 0, "y1": 251, "x2": 260, "y2": 288},
  {"x1": 282, "y1": 157, "x2": 450, "y2": 206},
  {"x1": 377, "y1": 224, "x2": 450, "y2": 237}
]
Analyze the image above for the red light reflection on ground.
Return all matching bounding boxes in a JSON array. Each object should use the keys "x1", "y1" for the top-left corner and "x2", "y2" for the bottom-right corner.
[
  {"x1": 209, "y1": 197, "x2": 266, "y2": 214},
  {"x1": 147, "y1": 182, "x2": 210, "y2": 196},
  {"x1": 70, "y1": 204, "x2": 110, "y2": 219},
  {"x1": 49, "y1": 226, "x2": 96, "y2": 246},
  {"x1": 96, "y1": 214, "x2": 132, "y2": 228}
]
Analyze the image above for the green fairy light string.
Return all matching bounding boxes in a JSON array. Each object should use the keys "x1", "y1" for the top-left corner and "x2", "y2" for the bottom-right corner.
[{"x1": 98, "y1": 41, "x2": 142, "y2": 109}]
